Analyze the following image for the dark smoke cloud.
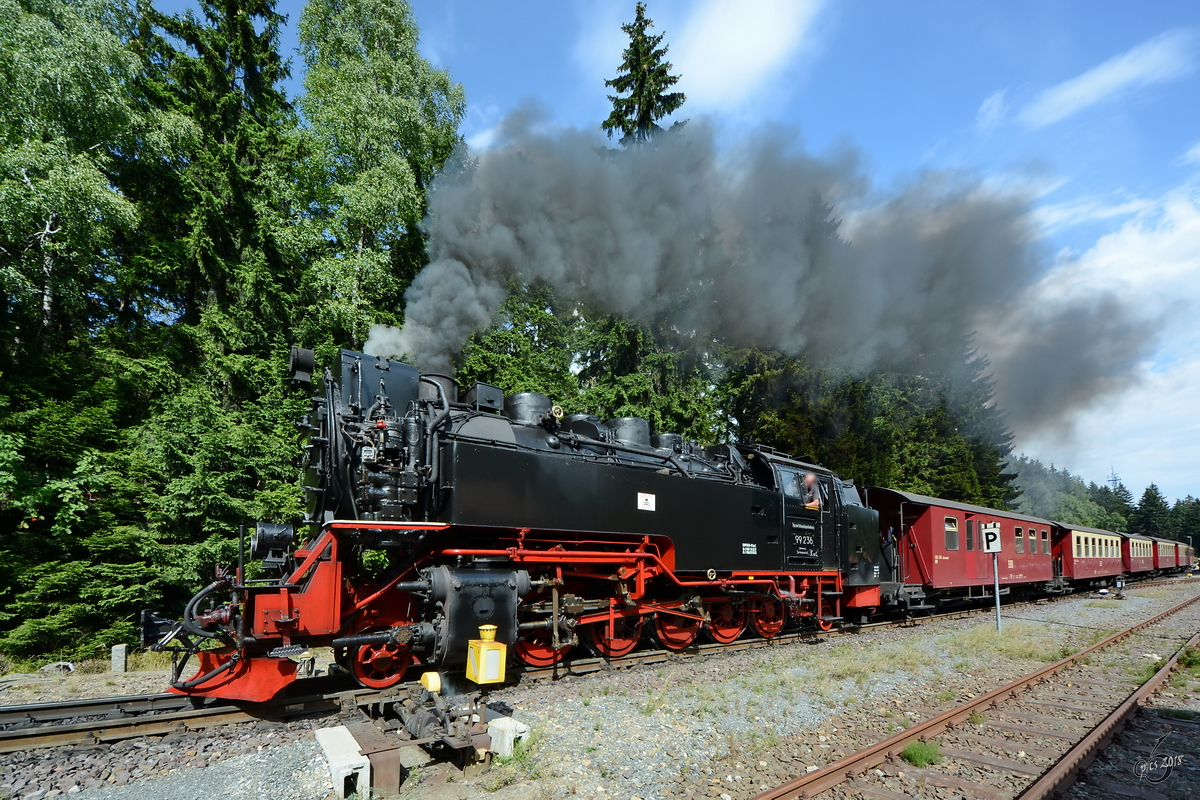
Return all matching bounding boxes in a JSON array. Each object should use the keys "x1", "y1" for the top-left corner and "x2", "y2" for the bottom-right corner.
[{"x1": 366, "y1": 109, "x2": 1158, "y2": 437}]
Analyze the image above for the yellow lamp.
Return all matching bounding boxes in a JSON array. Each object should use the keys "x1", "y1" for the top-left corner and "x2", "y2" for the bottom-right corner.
[{"x1": 466, "y1": 624, "x2": 506, "y2": 685}]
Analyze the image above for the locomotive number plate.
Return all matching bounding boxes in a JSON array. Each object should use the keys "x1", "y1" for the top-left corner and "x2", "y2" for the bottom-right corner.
[{"x1": 637, "y1": 492, "x2": 656, "y2": 511}]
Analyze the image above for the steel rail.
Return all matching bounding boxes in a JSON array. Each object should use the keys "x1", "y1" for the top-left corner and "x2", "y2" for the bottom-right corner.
[
  {"x1": 750, "y1": 589, "x2": 1200, "y2": 800},
  {"x1": 0, "y1": 688, "x2": 372, "y2": 754},
  {"x1": 0, "y1": 693, "x2": 194, "y2": 728},
  {"x1": 1018, "y1": 626, "x2": 1200, "y2": 799}
]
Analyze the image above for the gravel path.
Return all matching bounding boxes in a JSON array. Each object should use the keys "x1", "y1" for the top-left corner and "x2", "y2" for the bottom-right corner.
[{"x1": 2, "y1": 580, "x2": 1197, "y2": 800}]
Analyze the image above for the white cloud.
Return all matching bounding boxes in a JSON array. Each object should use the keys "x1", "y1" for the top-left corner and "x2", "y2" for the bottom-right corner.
[
  {"x1": 1184, "y1": 141, "x2": 1200, "y2": 165},
  {"x1": 1020, "y1": 30, "x2": 1197, "y2": 128},
  {"x1": 1019, "y1": 184, "x2": 1200, "y2": 501},
  {"x1": 466, "y1": 126, "x2": 498, "y2": 151},
  {"x1": 1034, "y1": 194, "x2": 1154, "y2": 232},
  {"x1": 672, "y1": 0, "x2": 824, "y2": 112},
  {"x1": 976, "y1": 90, "x2": 1007, "y2": 131}
]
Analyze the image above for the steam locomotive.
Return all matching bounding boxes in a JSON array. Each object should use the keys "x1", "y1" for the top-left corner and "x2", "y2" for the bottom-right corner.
[{"x1": 143, "y1": 347, "x2": 883, "y2": 702}]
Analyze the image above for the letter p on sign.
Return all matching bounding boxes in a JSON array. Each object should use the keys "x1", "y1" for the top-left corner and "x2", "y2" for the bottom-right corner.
[{"x1": 982, "y1": 523, "x2": 1001, "y2": 553}]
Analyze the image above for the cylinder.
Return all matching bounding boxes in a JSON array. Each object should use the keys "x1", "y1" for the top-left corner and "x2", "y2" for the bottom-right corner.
[
  {"x1": 605, "y1": 417, "x2": 651, "y2": 447},
  {"x1": 503, "y1": 392, "x2": 553, "y2": 426},
  {"x1": 419, "y1": 374, "x2": 458, "y2": 404},
  {"x1": 561, "y1": 413, "x2": 604, "y2": 439},
  {"x1": 651, "y1": 432, "x2": 684, "y2": 452}
]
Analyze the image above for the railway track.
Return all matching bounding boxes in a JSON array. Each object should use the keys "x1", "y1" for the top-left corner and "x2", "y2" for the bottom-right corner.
[
  {"x1": 751, "y1": 589, "x2": 1200, "y2": 800},
  {"x1": 1, "y1": 576, "x2": 1193, "y2": 757},
  {"x1": 520, "y1": 575, "x2": 1198, "y2": 680}
]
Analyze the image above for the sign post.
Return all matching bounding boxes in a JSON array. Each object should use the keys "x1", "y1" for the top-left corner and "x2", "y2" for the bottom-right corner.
[{"x1": 981, "y1": 523, "x2": 1002, "y2": 633}]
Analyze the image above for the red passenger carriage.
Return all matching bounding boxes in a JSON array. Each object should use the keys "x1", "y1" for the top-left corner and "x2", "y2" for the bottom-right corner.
[
  {"x1": 865, "y1": 489, "x2": 1054, "y2": 610},
  {"x1": 1121, "y1": 532, "x2": 1155, "y2": 575},
  {"x1": 1153, "y1": 537, "x2": 1178, "y2": 572},
  {"x1": 1054, "y1": 524, "x2": 1123, "y2": 588}
]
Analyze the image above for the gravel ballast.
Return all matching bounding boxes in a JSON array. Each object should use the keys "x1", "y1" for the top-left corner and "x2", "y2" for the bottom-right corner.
[{"x1": 1, "y1": 579, "x2": 1196, "y2": 800}]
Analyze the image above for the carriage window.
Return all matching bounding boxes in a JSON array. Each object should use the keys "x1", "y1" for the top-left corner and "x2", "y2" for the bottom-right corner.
[
  {"x1": 1014, "y1": 528, "x2": 1025, "y2": 554},
  {"x1": 1041, "y1": 530, "x2": 1049, "y2": 554},
  {"x1": 1075, "y1": 534, "x2": 1081, "y2": 557},
  {"x1": 966, "y1": 520, "x2": 975, "y2": 551},
  {"x1": 1029, "y1": 529, "x2": 1038, "y2": 554},
  {"x1": 945, "y1": 517, "x2": 959, "y2": 551}
]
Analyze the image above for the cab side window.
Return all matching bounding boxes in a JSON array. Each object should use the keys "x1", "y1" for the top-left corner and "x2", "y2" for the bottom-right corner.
[{"x1": 945, "y1": 517, "x2": 959, "y2": 551}]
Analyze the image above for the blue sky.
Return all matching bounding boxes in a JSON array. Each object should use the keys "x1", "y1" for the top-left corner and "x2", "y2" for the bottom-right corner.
[{"x1": 236, "y1": 0, "x2": 1200, "y2": 502}]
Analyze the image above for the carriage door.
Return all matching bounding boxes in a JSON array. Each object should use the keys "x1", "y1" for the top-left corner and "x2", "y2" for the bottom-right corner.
[{"x1": 776, "y1": 466, "x2": 821, "y2": 569}]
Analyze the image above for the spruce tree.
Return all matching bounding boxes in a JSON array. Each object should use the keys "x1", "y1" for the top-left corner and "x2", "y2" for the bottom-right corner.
[
  {"x1": 601, "y1": 2, "x2": 686, "y2": 145},
  {"x1": 1131, "y1": 484, "x2": 1172, "y2": 538}
]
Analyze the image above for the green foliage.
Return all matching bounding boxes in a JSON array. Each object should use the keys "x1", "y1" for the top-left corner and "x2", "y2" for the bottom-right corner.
[
  {"x1": 296, "y1": 0, "x2": 464, "y2": 348},
  {"x1": 0, "y1": 0, "x2": 461, "y2": 663},
  {"x1": 458, "y1": 285, "x2": 725, "y2": 442},
  {"x1": 900, "y1": 740, "x2": 941, "y2": 767},
  {"x1": 1168, "y1": 496, "x2": 1200, "y2": 543},
  {"x1": 457, "y1": 283, "x2": 580, "y2": 402},
  {"x1": 601, "y1": 2, "x2": 686, "y2": 144},
  {"x1": 1010, "y1": 457, "x2": 1128, "y2": 529},
  {"x1": 720, "y1": 348, "x2": 1017, "y2": 507}
]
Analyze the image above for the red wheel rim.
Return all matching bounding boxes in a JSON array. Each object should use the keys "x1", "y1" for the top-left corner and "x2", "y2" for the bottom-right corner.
[
  {"x1": 705, "y1": 602, "x2": 746, "y2": 644},
  {"x1": 816, "y1": 600, "x2": 835, "y2": 632},
  {"x1": 351, "y1": 641, "x2": 410, "y2": 688},
  {"x1": 751, "y1": 598, "x2": 786, "y2": 639},
  {"x1": 515, "y1": 630, "x2": 570, "y2": 667},
  {"x1": 652, "y1": 611, "x2": 701, "y2": 650},
  {"x1": 585, "y1": 616, "x2": 644, "y2": 658}
]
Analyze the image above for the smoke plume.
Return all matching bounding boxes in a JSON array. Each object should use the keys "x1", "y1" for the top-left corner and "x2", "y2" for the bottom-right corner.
[{"x1": 366, "y1": 110, "x2": 1158, "y2": 437}]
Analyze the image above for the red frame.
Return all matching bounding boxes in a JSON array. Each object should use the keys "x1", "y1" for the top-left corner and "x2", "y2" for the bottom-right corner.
[{"x1": 173, "y1": 521, "x2": 848, "y2": 702}]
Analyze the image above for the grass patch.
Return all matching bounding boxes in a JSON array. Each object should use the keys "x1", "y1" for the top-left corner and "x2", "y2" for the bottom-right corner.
[
  {"x1": 1179, "y1": 646, "x2": 1200, "y2": 670},
  {"x1": 1126, "y1": 587, "x2": 1171, "y2": 598},
  {"x1": 935, "y1": 690, "x2": 955, "y2": 702},
  {"x1": 495, "y1": 728, "x2": 541, "y2": 778},
  {"x1": 128, "y1": 648, "x2": 174, "y2": 672},
  {"x1": 947, "y1": 621, "x2": 1061, "y2": 662},
  {"x1": 1084, "y1": 600, "x2": 1122, "y2": 609},
  {"x1": 764, "y1": 639, "x2": 933, "y2": 690},
  {"x1": 900, "y1": 741, "x2": 941, "y2": 767},
  {"x1": 1129, "y1": 661, "x2": 1162, "y2": 684},
  {"x1": 968, "y1": 711, "x2": 985, "y2": 725},
  {"x1": 1159, "y1": 708, "x2": 1197, "y2": 720}
]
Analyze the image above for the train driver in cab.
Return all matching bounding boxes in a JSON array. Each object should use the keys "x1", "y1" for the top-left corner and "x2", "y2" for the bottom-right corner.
[{"x1": 802, "y1": 472, "x2": 821, "y2": 510}]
